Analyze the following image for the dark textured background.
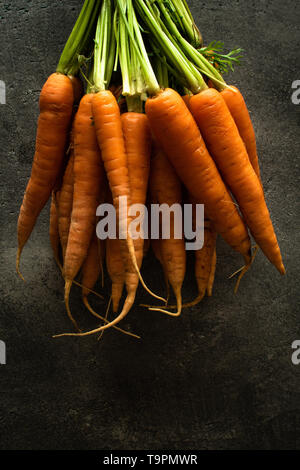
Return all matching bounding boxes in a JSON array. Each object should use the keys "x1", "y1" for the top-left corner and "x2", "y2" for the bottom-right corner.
[{"x1": 0, "y1": 0, "x2": 299, "y2": 450}]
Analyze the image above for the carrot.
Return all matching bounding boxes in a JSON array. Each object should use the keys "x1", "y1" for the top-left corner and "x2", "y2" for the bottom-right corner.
[
  {"x1": 92, "y1": 91, "x2": 163, "y2": 311},
  {"x1": 221, "y1": 86, "x2": 261, "y2": 180},
  {"x1": 17, "y1": 73, "x2": 74, "y2": 278},
  {"x1": 81, "y1": 232, "x2": 102, "y2": 299},
  {"x1": 106, "y1": 237, "x2": 125, "y2": 314},
  {"x1": 189, "y1": 192, "x2": 218, "y2": 302},
  {"x1": 149, "y1": 209, "x2": 217, "y2": 311},
  {"x1": 92, "y1": 110, "x2": 152, "y2": 330},
  {"x1": 63, "y1": 93, "x2": 105, "y2": 330},
  {"x1": 189, "y1": 88, "x2": 285, "y2": 276},
  {"x1": 148, "y1": 143, "x2": 186, "y2": 317},
  {"x1": 116, "y1": 112, "x2": 152, "y2": 324},
  {"x1": 193, "y1": 218, "x2": 217, "y2": 303},
  {"x1": 49, "y1": 191, "x2": 61, "y2": 268},
  {"x1": 57, "y1": 142, "x2": 74, "y2": 261},
  {"x1": 168, "y1": 199, "x2": 217, "y2": 308},
  {"x1": 145, "y1": 88, "x2": 252, "y2": 274}
]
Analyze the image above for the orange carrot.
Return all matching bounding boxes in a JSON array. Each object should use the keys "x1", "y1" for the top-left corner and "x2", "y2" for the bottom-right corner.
[
  {"x1": 148, "y1": 143, "x2": 186, "y2": 317},
  {"x1": 17, "y1": 73, "x2": 74, "y2": 278},
  {"x1": 57, "y1": 143, "x2": 74, "y2": 261},
  {"x1": 150, "y1": 239, "x2": 170, "y2": 305},
  {"x1": 221, "y1": 86, "x2": 261, "y2": 180},
  {"x1": 145, "y1": 88, "x2": 252, "y2": 273},
  {"x1": 92, "y1": 91, "x2": 162, "y2": 331},
  {"x1": 63, "y1": 93, "x2": 105, "y2": 330},
  {"x1": 194, "y1": 218, "x2": 217, "y2": 302},
  {"x1": 116, "y1": 112, "x2": 152, "y2": 324},
  {"x1": 81, "y1": 232, "x2": 102, "y2": 299},
  {"x1": 189, "y1": 88, "x2": 285, "y2": 275},
  {"x1": 95, "y1": 111, "x2": 152, "y2": 329},
  {"x1": 106, "y1": 237, "x2": 125, "y2": 314}
]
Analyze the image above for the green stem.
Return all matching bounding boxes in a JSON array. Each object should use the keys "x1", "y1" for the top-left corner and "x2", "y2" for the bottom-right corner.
[
  {"x1": 169, "y1": 0, "x2": 203, "y2": 48},
  {"x1": 135, "y1": 0, "x2": 206, "y2": 94},
  {"x1": 57, "y1": 0, "x2": 100, "y2": 76},
  {"x1": 116, "y1": 0, "x2": 160, "y2": 96},
  {"x1": 156, "y1": 0, "x2": 226, "y2": 90},
  {"x1": 118, "y1": 1, "x2": 131, "y2": 94},
  {"x1": 93, "y1": 0, "x2": 112, "y2": 92}
]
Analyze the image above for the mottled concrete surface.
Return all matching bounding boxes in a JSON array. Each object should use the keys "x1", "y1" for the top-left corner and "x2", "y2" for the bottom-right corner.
[{"x1": 0, "y1": 0, "x2": 299, "y2": 450}]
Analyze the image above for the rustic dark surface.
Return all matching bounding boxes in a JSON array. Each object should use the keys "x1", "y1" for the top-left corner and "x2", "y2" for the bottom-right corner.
[{"x1": 0, "y1": 0, "x2": 299, "y2": 450}]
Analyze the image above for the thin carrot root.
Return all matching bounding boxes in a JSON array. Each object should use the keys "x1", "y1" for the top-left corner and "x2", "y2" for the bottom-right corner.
[
  {"x1": 127, "y1": 237, "x2": 166, "y2": 303},
  {"x1": 140, "y1": 275, "x2": 170, "y2": 309},
  {"x1": 56, "y1": 258, "x2": 105, "y2": 301},
  {"x1": 82, "y1": 295, "x2": 140, "y2": 339},
  {"x1": 142, "y1": 291, "x2": 204, "y2": 310},
  {"x1": 231, "y1": 246, "x2": 259, "y2": 293},
  {"x1": 16, "y1": 248, "x2": 26, "y2": 282},
  {"x1": 233, "y1": 248, "x2": 258, "y2": 294},
  {"x1": 64, "y1": 279, "x2": 81, "y2": 332},
  {"x1": 228, "y1": 265, "x2": 244, "y2": 279},
  {"x1": 97, "y1": 297, "x2": 111, "y2": 341},
  {"x1": 234, "y1": 263, "x2": 251, "y2": 294},
  {"x1": 148, "y1": 287, "x2": 182, "y2": 318}
]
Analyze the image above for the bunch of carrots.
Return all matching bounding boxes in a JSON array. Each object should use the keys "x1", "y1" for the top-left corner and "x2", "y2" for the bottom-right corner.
[{"x1": 16, "y1": 0, "x2": 285, "y2": 340}]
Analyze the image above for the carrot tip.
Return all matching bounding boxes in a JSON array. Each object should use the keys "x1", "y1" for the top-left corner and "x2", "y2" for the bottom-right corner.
[
  {"x1": 148, "y1": 292, "x2": 182, "y2": 318},
  {"x1": 17, "y1": 268, "x2": 26, "y2": 283},
  {"x1": 148, "y1": 306, "x2": 182, "y2": 317},
  {"x1": 64, "y1": 280, "x2": 81, "y2": 332},
  {"x1": 16, "y1": 248, "x2": 26, "y2": 282},
  {"x1": 279, "y1": 264, "x2": 286, "y2": 275}
]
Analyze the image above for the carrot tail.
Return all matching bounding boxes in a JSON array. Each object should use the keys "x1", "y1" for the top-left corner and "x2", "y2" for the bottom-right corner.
[
  {"x1": 164, "y1": 276, "x2": 170, "y2": 306},
  {"x1": 64, "y1": 280, "x2": 81, "y2": 332},
  {"x1": 16, "y1": 248, "x2": 25, "y2": 282},
  {"x1": 141, "y1": 291, "x2": 204, "y2": 310},
  {"x1": 82, "y1": 295, "x2": 140, "y2": 339},
  {"x1": 234, "y1": 264, "x2": 251, "y2": 294},
  {"x1": 97, "y1": 239, "x2": 105, "y2": 289},
  {"x1": 127, "y1": 236, "x2": 166, "y2": 303},
  {"x1": 53, "y1": 291, "x2": 138, "y2": 339},
  {"x1": 148, "y1": 286, "x2": 182, "y2": 318},
  {"x1": 234, "y1": 246, "x2": 259, "y2": 294},
  {"x1": 207, "y1": 248, "x2": 217, "y2": 297}
]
